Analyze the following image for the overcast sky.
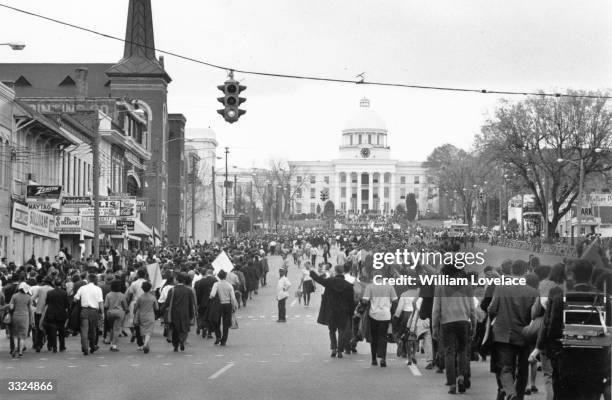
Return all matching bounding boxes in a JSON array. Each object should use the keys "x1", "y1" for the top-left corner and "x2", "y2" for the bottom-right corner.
[{"x1": 1, "y1": 0, "x2": 611, "y2": 167}]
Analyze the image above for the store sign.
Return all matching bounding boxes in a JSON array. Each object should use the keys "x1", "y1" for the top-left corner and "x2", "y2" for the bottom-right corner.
[
  {"x1": 584, "y1": 193, "x2": 612, "y2": 207},
  {"x1": 136, "y1": 198, "x2": 148, "y2": 213},
  {"x1": 119, "y1": 199, "x2": 137, "y2": 218},
  {"x1": 61, "y1": 197, "x2": 92, "y2": 208},
  {"x1": 28, "y1": 202, "x2": 54, "y2": 211},
  {"x1": 79, "y1": 207, "x2": 119, "y2": 217},
  {"x1": 55, "y1": 215, "x2": 82, "y2": 234},
  {"x1": 26, "y1": 185, "x2": 62, "y2": 200},
  {"x1": 11, "y1": 202, "x2": 58, "y2": 239},
  {"x1": 116, "y1": 219, "x2": 135, "y2": 231}
]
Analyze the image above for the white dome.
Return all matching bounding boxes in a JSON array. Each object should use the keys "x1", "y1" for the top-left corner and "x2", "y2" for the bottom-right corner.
[{"x1": 343, "y1": 98, "x2": 387, "y2": 131}]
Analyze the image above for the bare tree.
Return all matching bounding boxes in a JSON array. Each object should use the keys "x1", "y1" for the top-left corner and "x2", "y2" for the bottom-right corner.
[{"x1": 477, "y1": 91, "x2": 612, "y2": 239}]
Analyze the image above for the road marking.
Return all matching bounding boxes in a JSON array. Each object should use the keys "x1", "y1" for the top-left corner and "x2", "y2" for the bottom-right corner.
[
  {"x1": 208, "y1": 363, "x2": 234, "y2": 380},
  {"x1": 302, "y1": 352, "x2": 311, "y2": 356},
  {"x1": 306, "y1": 314, "x2": 312, "y2": 318},
  {"x1": 215, "y1": 354, "x2": 224, "y2": 357},
  {"x1": 155, "y1": 355, "x2": 163, "y2": 358},
  {"x1": 248, "y1": 315, "x2": 254, "y2": 319},
  {"x1": 161, "y1": 363, "x2": 172, "y2": 366},
  {"x1": 184, "y1": 354, "x2": 193, "y2": 357},
  {"x1": 236, "y1": 316, "x2": 243, "y2": 319},
  {"x1": 290, "y1": 300, "x2": 297, "y2": 307},
  {"x1": 272, "y1": 353, "x2": 280, "y2": 356},
  {"x1": 67, "y1": 365, "x2": 77, "y2": 368},
  {"x1": 193, "y1": 362, "x2": 203, "y2": 365},
  {"x1": 39, "y1": 358, "x2": 48, "y2": 361},
  {"x1": 67, "y1": 357, "x2": 77, "y2": 360},
  {"x1": 98, "y1": 364, "x2": 108, "y2": 368},
  {"x1": 5, "y1": 366, "x2": 14, "y2": 369},
  {"x1": 257, "y1": 360, "x2": 269, "y2": 363},
  {"x1": 259, "y1": 315, "x2": 265, "y2": 318},
  {"x1": 129, "y1": 364, "x2": 140, "y2": 367},
  {"x1": 409, "y1": 365, "x2": 422, "y2": 376},
  {"x1": 96, "y1": 356, "x2": 105, "y2": 359},
  {"x1": 244, "y1": 353, "x2": 252, "y2": 356}
]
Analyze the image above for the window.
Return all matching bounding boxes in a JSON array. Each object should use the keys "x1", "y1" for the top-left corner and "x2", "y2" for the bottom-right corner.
[
  {"x1": 400, "y1": 188, "x2": 406, "y2": 199},
  {"x1": 296, "y1": 203, "x2": 302, "y2": 214},
  {"x1": 310, "y1": 175, "x2": 316, "y2": 184},
  {"x1": 358, "y1": 134, "x2": 362, "y2": 144},
  {"x1": 351, "y1": 173, "x2": 357, "y2": 184},
  {"x1": 414, "y1": 188, "x2": 419, "y2": 199},
  {"x1": 414, "y1": 176, "x2": 420, "y2": 184},
  {"x1": 296, "y1": 188, "x2": 302, "y2": 199},
  {"x1": 384, "y1": 174, "x2": 390, "y2": 184},
  {"x1": 340, "y1": 174, "x2": 346, "y2": 183},
  {"x1": 377, "y1": 135, "x2": 380, "y2": 145},
  {"x1": 341, "y1": 202, "x2": 346, "y2": 211},
  {"x1": 324, "y1": 176, "x2": 329, "y2": 184},
  {"x1": 310, "y1": 188, "x2": 316, "y2": 199},
  {"x1": 341, "y1": 187, "x2": 346, "y2": 198},
  {"x1": 368, "y1": 134, "x2": 372, "y2": 144},
  {"x1": 310, "y1": 203, "x2": 316, "y2": 214},
  {"x1": 350, "y1": 135, "x2": 353, "y2": 145},
  {"x1": 400, "y1": 176, "x2": 406, "y2": 184},
  {"x1": 384, "y1": 202, "x2": 389, "y2": 213},
  {"x1": 384, "y1": 187, "x2": 389, "y2": 198}
]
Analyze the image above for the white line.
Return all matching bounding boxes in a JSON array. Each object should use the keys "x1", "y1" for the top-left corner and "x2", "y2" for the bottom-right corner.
[
  {"x1": 129, "y1": 364, "x2": 140, "y2": 367},
  {"x1": 36, "y1": 366, "x2": 45, "y2": 369},
  {"x1": 409, "y1": 365, "x2": 422, "y2": 376},
  {"x1": 290, "y1": 300, "x2": 297, "y2": 307},
  {"x1": 98, "y1": 364, "x2": 108, "y2": 368},
  {"x1": 208, "y1": 363, "x2": 234, "y2": 379},
  {"x1": 67, "y1": 365, "x2": 77, "y2": 368}
]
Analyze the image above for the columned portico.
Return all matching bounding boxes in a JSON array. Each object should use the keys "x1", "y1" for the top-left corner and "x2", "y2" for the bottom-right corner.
[{"x1": 356, "y1": 172, "x2": 362, "y2": 213}]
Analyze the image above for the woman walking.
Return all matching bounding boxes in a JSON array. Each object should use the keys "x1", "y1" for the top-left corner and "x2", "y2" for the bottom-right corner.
[
  {"x1": 134, "y1": 281, "x2": 158, "y2": 353},
  {"x1": 9, "y1": 282, "x2": 33, "y2": 358},
  {"x1": 104, "y1": 280, "x2": 128, "y2": 352},
  {"x1": 299, "y1": 261, "x2": 315, "y2": 307},
  {"x1": 362, "y1": 266, "x2": 397, "y2": 367}
]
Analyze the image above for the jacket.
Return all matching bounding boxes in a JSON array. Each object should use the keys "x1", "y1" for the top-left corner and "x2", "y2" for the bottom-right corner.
[
  {"x1": 44, "y1": 288, "x2": 70, "y2": 322},
  {"x1": 488, "y1": 281, "x2": 538, "y2": 346},
  {"x1": 432, "y1": 283, "x2": 476, "y2": 336},
  {"x1": 310, "y1": 271, "x2": 354, "y2": 328}
]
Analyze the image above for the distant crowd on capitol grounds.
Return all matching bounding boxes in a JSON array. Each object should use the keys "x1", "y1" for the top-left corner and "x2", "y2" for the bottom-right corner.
[{"x1": 0, "y1": 225, "x2": 610, "y2": 400}]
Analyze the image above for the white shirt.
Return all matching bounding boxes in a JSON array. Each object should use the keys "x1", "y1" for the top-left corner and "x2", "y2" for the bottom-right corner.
[
  {"x1": 277, "y1": 277, "x2": 291, "y2": 300},
  {"x1": 74, "y1": 282, "x2": 103, "y2": 309},
  {"x1": 344, "y1": 273, "x2": 356, "y2": 284}
]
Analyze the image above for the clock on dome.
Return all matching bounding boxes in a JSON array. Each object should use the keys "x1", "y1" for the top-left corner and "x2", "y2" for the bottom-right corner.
[{"x1": 360, "y1": 148, "x2": 371, "y2": 158}]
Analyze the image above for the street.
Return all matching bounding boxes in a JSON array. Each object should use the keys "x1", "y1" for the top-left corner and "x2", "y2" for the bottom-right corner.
[{"x1": 0, "y1": 250, "x2": 547, "y2": 400}]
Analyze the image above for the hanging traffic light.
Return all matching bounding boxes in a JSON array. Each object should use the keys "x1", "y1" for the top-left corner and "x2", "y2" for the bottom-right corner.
[
  {"x1": 217, "y1": 72, "x2": 246, "y2": 123},
  {"x1": 320, "y1": 189, "x2": 329, "y2": 202}
]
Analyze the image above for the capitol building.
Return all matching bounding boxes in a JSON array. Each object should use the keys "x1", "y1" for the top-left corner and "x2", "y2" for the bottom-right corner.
[{"x1": 289, "y1": 98, "x2": 439, "y2": 216}]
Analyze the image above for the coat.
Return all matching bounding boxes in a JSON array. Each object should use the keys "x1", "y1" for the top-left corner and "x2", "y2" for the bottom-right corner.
[
  {"x1": 44, "y1": 288, "x2": 69, "y2": 322},
  {"x1": 488, "y1": 282, "x2": 538, "y2": 346},
  {"x1": 169, "y1": 284, "x2": 195, "y2": 335},
  {"x1": 310, "y1": 271, "x2": 354, "y2": 329},
  {"x1": 194, "y1": 276, "x2": 216, "y2": 314}
]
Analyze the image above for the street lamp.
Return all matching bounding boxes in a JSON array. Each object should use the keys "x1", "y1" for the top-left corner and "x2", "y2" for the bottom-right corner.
[{"x1": 0, "y1": 42, "x2": 25, "y2": 50}]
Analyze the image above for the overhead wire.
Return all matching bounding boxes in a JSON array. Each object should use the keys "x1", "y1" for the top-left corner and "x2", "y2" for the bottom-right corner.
[{"x1": 0, "y1": 2, "x2": 609, "y2": 100}]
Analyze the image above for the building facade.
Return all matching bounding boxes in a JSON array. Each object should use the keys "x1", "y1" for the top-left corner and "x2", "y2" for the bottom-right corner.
[{"x1": 289, "y1": 99, "x2": 438, "y2": 217}]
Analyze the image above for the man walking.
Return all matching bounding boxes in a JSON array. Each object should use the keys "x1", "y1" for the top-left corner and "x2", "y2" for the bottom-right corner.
[
  {"x1": 74, "y1": 273, "x2": 104, "y2": 355},
  {"x1": 488, "y1": 260, "x2": 538, "y2": 400},
  {"x1": 310, "y1": 265, "x2": 354, "y2": 358},
  {"x1": 277, "y1": 269, "x2": 291, "y2": 322}
]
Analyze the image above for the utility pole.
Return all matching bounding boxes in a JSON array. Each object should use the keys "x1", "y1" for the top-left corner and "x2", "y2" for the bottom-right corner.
[
  {"x1": 191, "y1": 156, "x2": 197, "y2": 245},
  {"x1": 212, "y1": 166, "x2": 217, "y2": 242},
  {"x1": 224, "y1": 146, "x2": 229, "y2": 238},
  {"x1": 92, "y1": 116, "x2": 101, "y2": 259},
  {"x1": 249, "y1": 181, "x2": 254, "y2": 234}
]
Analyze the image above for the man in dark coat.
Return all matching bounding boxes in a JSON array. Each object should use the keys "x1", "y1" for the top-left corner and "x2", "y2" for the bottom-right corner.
[
  {"x1": 310, "y1": 265, "x2": 354, "y2": 358},
  {"x1": 194, "y1": 269, "x2": 216, "y2": 339},
  {"x1": 169, "y1": 272, "x2": 195, "y2": 351},
  {"x1": 44, "y1": 279, "x2": 70, "y2": 352}
]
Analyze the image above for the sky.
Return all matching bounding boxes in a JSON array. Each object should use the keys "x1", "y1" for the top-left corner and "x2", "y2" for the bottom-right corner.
[{"x1": 0, "y1": 0, "x2": 611, "y2": 168}]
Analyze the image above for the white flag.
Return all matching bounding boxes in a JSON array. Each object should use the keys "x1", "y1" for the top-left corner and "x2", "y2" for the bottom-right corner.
[{"x1": 212, "y1": 251, "x2": 234, "y2": 275}]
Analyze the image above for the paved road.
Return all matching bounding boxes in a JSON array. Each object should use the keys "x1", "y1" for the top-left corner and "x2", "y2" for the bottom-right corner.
[
  {"x1": 478, "y1": 244, "x2": 564, "y2": 268},
  {"x1": 0, "y1": 253, "x2": 544, "y2": 400}
]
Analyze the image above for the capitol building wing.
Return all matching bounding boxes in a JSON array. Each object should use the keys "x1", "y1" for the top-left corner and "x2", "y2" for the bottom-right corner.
[{"x1": 289, "y1": 99, "x2": 439, "y2": 216}]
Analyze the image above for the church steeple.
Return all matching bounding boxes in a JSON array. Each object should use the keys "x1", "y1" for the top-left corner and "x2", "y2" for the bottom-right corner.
[{"x1": 106, "y1": 0, "x2": 171, "y2": 82}]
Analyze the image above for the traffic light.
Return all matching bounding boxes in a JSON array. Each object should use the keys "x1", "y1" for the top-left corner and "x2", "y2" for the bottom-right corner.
[
  {"x1": 320, "y1": 189, "x2": 329, "y2": 202},
  {"x1": 217, "y1": 76, "x2": 246, "y2": 123}
]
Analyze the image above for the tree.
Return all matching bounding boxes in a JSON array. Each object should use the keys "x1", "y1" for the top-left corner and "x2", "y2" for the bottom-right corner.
[
  {"x1": 426, "y1": 144, "x2": 489, "y2": 227},
  {"x1": 477, "y1": 91, "x2": 612, "y2": 239},
  {"x1": 316, "y1": 203, "x2": 322, "y2": 215},
  {"x1": 507, "y1": 218, "x2": 519, "y2": 232},
  {"x1": 236, "y1": 214, "x2": 251, "y2": 233},
  {"x1": 323, "y1": 200, "x2": 335, "y2": 219},
  {"x1": 395, "y1": 203, "x2": 406, "y2": 215},
  {"x1": 405, "y1": 193, "x2": 417, "y2": 222}
]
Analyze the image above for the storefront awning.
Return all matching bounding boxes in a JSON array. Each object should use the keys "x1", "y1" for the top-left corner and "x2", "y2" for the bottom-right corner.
[
  {"x1": 133, "y1": 219, "x2": 152, "y2": 237},
  {"x1": 110, "y1": 234, "x2": 141, "y2": 242}
]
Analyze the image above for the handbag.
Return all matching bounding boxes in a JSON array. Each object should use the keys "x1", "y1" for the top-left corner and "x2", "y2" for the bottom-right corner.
[
  {"x1": 522, "y1": 317, "x2": 544, "y2": 344},
  {"x1": 2, "y1": 310, "x2": 11, "y2": 325}
]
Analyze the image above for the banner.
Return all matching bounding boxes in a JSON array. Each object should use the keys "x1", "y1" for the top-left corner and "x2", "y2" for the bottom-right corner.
[
  {"x1": 136, "y1": 198, "x2": 148, "y2": 213},
  {"x1": 26, "y1": 185, "x2": 62, "y2": 200},
  {"x1": 55, "y1": 215, "x2": 82, "y2": 234},
  {"x1": 116, "y1": 219, "x2": 135, "y2": 231},
  {"x1": 119, "y1": 199, "x2": 137, "y2": 218},
  {"x1": 584, "y1": 193, "x2": 612, "y2": 207},
  {"x1": 146, "y1": 262, "x2": 163, "y2": 290},
  {"x1": 212, "y1": 251, "x2": 234, "y2": 274}
]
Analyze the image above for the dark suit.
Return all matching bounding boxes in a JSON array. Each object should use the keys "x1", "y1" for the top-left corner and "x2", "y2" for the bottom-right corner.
[
  {"x1": 44, "y1": 288, "x2": 69, "y2": 351},
  {"x1": 169, "y1": 284, "x2": 195, "y2": 349},
  {"x1": 194, "y1": 276, "x2": 216, "y2": 335},
  {"x1": 310, "y1": 271, "x2": 354, "y2": 352}
]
